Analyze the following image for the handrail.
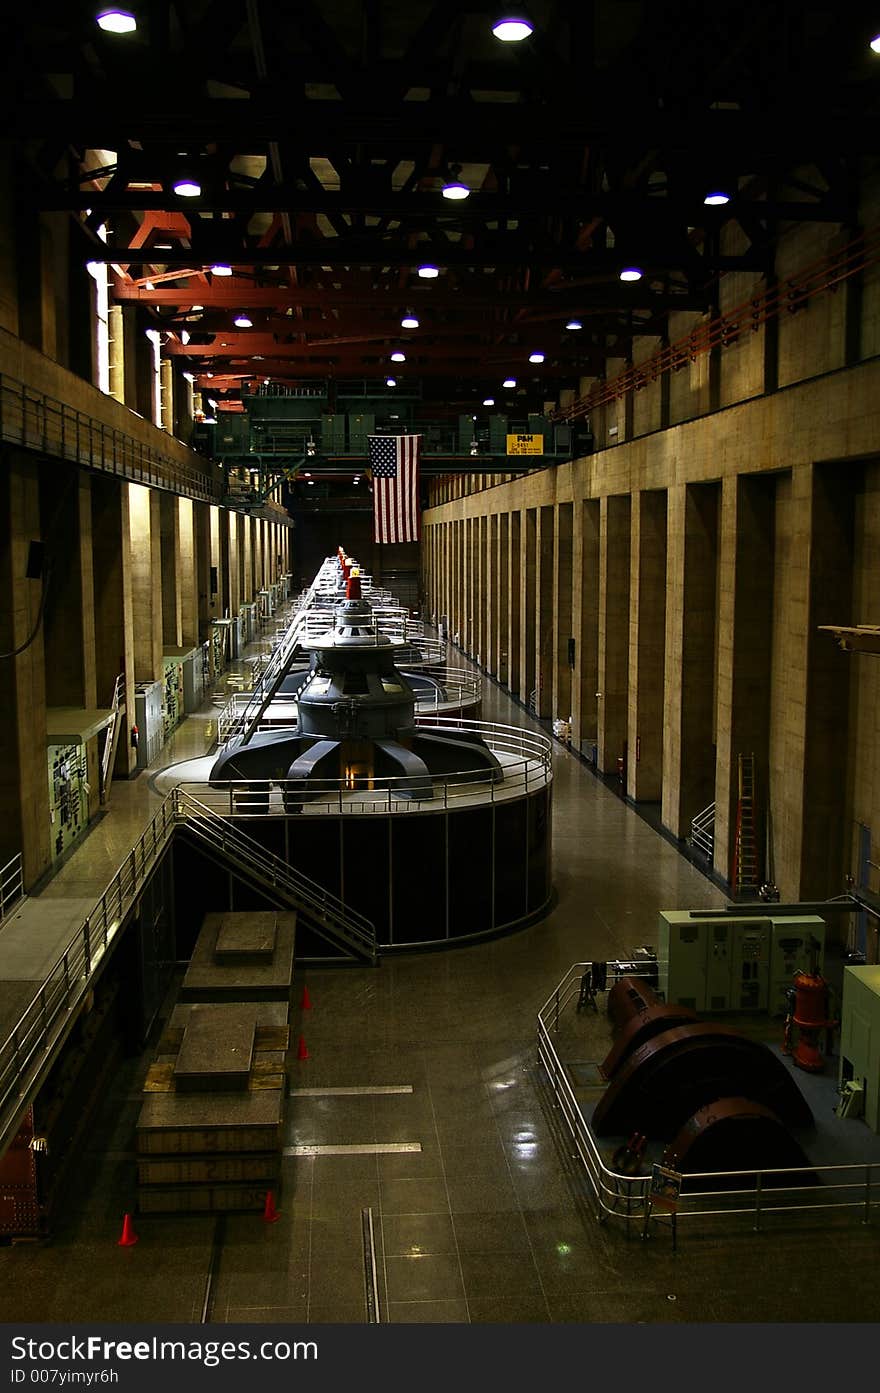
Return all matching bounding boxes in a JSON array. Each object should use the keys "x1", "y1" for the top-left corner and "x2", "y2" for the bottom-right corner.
[
  {"x1": 171, "y1": 789, "x2": 377, "y2": 961},
  {"x1": 0, "y1": 371, "x2": 223, "y2": 504},
  {"x1": 537, "y1": 962, "x2": 879, "y2": 1237},
  {"x1": 0, "y1": 853, "x2": 23, "y2": 924},
  {"x1": 691, "y1": 801, "x2": 716, "y2": 857}
]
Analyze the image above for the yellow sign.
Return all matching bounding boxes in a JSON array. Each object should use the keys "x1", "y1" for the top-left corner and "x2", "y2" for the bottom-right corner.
[{"x1": 506, "y1": 432, "x2": 543, "y2": 455}]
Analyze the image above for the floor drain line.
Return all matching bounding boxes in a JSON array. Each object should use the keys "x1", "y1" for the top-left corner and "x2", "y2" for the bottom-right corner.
[
  {"x1": 200, "y1": 1214, "x2": 226, "y2": 1324},
  {"x1": 362, "y1": 1207, "x2": 381, "y2": 1324}
]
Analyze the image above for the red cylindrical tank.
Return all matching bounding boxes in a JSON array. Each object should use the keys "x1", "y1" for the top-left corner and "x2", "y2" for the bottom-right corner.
[{"x1": 792, "y1": 972, "x2": 829, "y2": 1027}]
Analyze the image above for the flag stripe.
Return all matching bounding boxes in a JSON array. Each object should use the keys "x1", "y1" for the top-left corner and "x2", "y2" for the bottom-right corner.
[{"x1": 369, "y1": 434, "x2": 421, "y2": 544}]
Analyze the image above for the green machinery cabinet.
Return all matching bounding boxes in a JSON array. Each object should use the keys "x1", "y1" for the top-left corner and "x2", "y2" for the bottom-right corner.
[
  {"x1": 839, "y1": 965, "x2": 880, "y2": 1133},
  {"x1": 657, "y1": 911, "x2": 826, "y2": 1014}
]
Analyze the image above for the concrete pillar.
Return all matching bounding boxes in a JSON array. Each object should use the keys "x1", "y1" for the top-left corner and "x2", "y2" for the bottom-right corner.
[
  {"x1": 573, "y1": 499, "x2": 600, "y2": 752},
  {"x1": 194, "y1": 502, "x2": 213, "y2": 643},
  {"x1": 553, "y1": 502, "x2": 574, "y2": 726},
  {"x1": 508, "y1": 511, "x2": 521, "y2": 695},
  {"x1": 160, "y1": 492, "x2": 182, "y2": 649},
  {"x1": 535, "y1": 506, "x2": 554, "y2": 718},
  {"x1": 662, "y1": 482, "x2": 719, "y2": 838},
  {"x1": 128, "y1": 483, "x2": 162, "y2": 682},
  {"x1": 627, "y1": 489, "x2": 667, "y2": 802},
  {"x1": 0, "y1": 451, "x2": 51, "y2": 883},
  {"x1": 178, "y1": 497, "x2": 198, "y2": 648},
  {"x1": 38, "y1": 467, "x2": 95, "y2": 709},
  {"x1": 597, "y1": 495, "x2": 631, "y2": 776},
  {"x1": 91, "y1": 475, "x2": 136, "y2": 777},
  {"x1": 520, "y1": 509, "x2": 537, "y2": 706},
  {"x1": 496, "y1": 513, "x2": 508, "y2": 684}
]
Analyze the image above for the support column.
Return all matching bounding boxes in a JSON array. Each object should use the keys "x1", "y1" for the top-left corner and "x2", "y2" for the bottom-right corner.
[
  {"x1": 128, "y1": 484, "x2": 162, "y2": 682},
  {"x1": 508, "y1": 511, "x2": 521, "y2": 695},
  {"x1": 627, "y1": 490, "x2": 667, "y2": 802},
  {"x1": 0, "y1": 451, "x2": 51, "y2": 883},
  {"x1": 91, "y1": 475, "x2": 136, "y2": 776},
  {"x1": 553, "y1": 502, "x2": 574, "y2": 727},
  {"x1": 535, "y1": 505, "x2": 554, "y2": 718},
  {"x1": 496, "y1": 514, "x2": 508, "y2": 684},
  {"x1": 160, "y1": 492, "x2": 182, "y2": 649},
  {"x1": 178, "y1": 497, "x2": 198, "y2": 648},
  {"x1": 597, "y1": 495, "x2": 631, "y2": 776},
  {"x1": 573, "y1": 499, "x2": 600, "y2": 752},
  {"x1": 520, "y1": 509, "x2": 536, "y2": 706},
  {"x1": 41, "y1": 466, "x2": 96, "y2": 708}
]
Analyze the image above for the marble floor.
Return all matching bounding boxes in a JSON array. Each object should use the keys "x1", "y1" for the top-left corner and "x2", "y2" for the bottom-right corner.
[{"x1": 1, "y1": 621, "x2": 879, "y2": 1327}]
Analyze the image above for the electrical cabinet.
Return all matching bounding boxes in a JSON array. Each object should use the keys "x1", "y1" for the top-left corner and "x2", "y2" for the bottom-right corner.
[
  {"x1": 658, "y1": 911, "x2": 826, "y2": 1013},
  {"x1": 839, "y1": 965, "x2": 880, "y2": 1134},
  {"x1": 240, "y1": 603, "x2": 258, "y2": 646},
  {"x1": 181, "y1": 647, "x2": 204, "y2": 714},
  {"x1": 48, "y1": 742, "x2": 88, "y2": 862},
  {"x1": 134, "y1": 681, "x2": 163, "y2": 771},
  {"x1": 161, "y1": 656, "x2": 184, "y2": 739}
]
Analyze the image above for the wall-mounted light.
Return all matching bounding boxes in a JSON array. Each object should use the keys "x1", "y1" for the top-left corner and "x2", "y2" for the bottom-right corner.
[
  {"x1": 417, "y1": 264, "x2": 440, "y2": 279},
  {"x1": 96, "y1": 7, "x2": 137, "y2": 33},
  {"x1": 491, "y1": 11, "x2": 533, "y2": 41}
]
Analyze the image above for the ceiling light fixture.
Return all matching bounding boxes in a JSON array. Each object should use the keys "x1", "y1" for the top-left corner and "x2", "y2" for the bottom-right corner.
[
  {"x1": 401, "y1": 313, "x2": 419, "y2": 329},
  {"x1": 483, "y1": 397, "x2": 495, "y2": 406},
  {"x1": 619, "y1": 266, "x2": 644, "y2": 282},
  {"x1": 442, "y1": 165, "x2": 470, "y2": 201},
  {"x1": 233, "y1": 314, "x2": 253, "y2": 328},
  {"x1": 870, "y1": 33, "x2": 880, "y2": 52},
  {"x1": 386, "y1": 377, "x2": 397, "y2": 387},
  {"x1": 417, "y1": 264, "x2": 440, "y2": 279},
  {"x1": 528, "y1": 352, "x2": 545, "y2": 363},
  {"x1": 565, "y1": 318, "x2": 583, "y2": 330},
  {"x1": 190, "y1": 304, "x2": 204, "y2": 311},
  {"x1": 703, "y1": 190, "x2": 731, "y2": 206},
  {"x1": 172, "y1": 176, "x2": 201, "y2": 197},
  {"x1": 390, "y1": 351, "x2": 406, "y2": 362},
  {"x1": 210, "y1": 263, "x2": 233, "y2": 277},
  {"x1": 491, "y1": 11, "x2": 534, "y2": 42},
  {"x1": 96, "y1": 7, "x2": 137, "y2": 33},
  {"x1": 502, "y1": 378, "x2": 516, "y2": 388},
  {"x1": 182, "y1": 371, "x2": 195, "y2": 383}
]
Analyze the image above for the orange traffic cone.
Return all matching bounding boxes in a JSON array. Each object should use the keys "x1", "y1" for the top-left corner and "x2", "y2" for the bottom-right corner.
[
  {"x1": 297, "y1": 1034, "x2": 309, "y2": 1060},
  {"x1": 301, "y1": 986, "x2": 312, "y2": 1010},
  {"x1": 117, "y1": 1212, "x2": 139, "y2": 1247},
  {"x1": 262, "y1": 1190, "x2": 281, "y2": 1223}
]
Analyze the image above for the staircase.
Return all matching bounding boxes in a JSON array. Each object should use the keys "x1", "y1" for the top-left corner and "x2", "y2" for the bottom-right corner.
[
  {"x1": 732, "y1": 753, "x2": 761, "y2": 893},
  {"x1": 99, "y1": 673, "x2": 125, "y2": 803},
  {"x1": 690, "y1": 802, "x2": 715, "y2": 859},
  {"x1": 172, "y1": 789, "x2": 377, "y2": 965}
]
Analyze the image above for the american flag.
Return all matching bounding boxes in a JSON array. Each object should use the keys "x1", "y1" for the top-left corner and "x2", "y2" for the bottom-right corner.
[{"x1": 368, "y1": 434, "x2": 421, "y2": 544}]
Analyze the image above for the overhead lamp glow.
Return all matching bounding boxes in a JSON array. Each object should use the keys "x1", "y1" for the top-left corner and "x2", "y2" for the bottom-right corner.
[
  {"x1": 233, "y1": 314, "x2": 253, "y2": 328},
  {"x1": 210, "y1": 263, "x2": 233, "y2": 277},
  {"x1": 528, "y1": 352, "x2": 545, "y2": 363},
  {"x1": 619, "y1": 266, "x2": 643, "y2": 282},
  {"x1": 483, "y1": 398, "x2": 495, "y2": 406},
  {"x1": 703, "y1": 191, "x2": 731, "y2": 206},
  {"x1": 173, "y1": 177, "x2": 201, "y2": 197},
  {"x1": 401, "y1": 313, "x2": 419, "y2": 328},
  {"x1": 386, "y1": 377, "x2": 397, "y2": 387},
  {"x1": 442, "y1": 169, "x2": 470, "y2": 201},
  {"x1": 182, "y1": 371, "x2": 195, "y2": 383},
  {"x1": 502, "y1": 378, "x2": 516, "y2": 388},
  {"x1": 390, "y1": 351, "x2": 406, "y2": 362},
  {"x1": 96, "y1": 8, "x2": 137, "y2": 33},
  {"x1": 417, "y1": 264, "x2": 440, "y2": 279},
  {"x1": 565, "y1": 318, "x2": 583, "y2": 330},
  {"x1": 492, "y1": 13, "x2": 534, "y2": 42},
  {"x1": 190, "y1": 304, "x2": 204, "y2": 311},
  {"x1": 870, "y1": 32, "x2": 880, "y2": 52}
]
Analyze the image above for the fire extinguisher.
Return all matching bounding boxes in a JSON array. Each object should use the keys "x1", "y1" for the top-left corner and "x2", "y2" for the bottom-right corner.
[{"x1": 130, "y1": 723, "x2": 139, "y2": 750}]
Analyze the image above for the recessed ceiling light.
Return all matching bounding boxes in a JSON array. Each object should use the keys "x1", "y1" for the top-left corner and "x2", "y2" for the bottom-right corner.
[
  {"x1": 390, "y1": 351, "x2": 406, "y2": 362},
  {"x1": 619, "y1": 266, "x2": 643, "y2": 282},
  {"x1": 173, "y1": 177, "x2": 201, "y2": 197},
  {"x1": 233, "y1": 314, "x2": 253, "y2": 328},
  {"x1": 417, "y1": 264, "x2": 439, "y2": 279},
  {"x1": 483, "y1": 397, "x2": 495, "y2": 406},
  {"x1": 528, "y1": 352, "x2": 545, "y2": 363},
  {"x1": 386, "y1": 377, "x2": 397, "y2": 387},
  {"x1": 492, "y1": 12, "x2": 533, "y2": 42},
  {"x1": 502, "y1": 378, "x2": 516, "y2": 388},
  {"x1": 210, "y1": 263, "x2": 233, "y2": 277},
  {"x1": 401, "y1": 314, "x2": 419, "y2": 329},
  {"x1": 96, "y1": 8, "x2": 137, "y2": 33},
  {"x1": 703, "y1": 191, "x2": 731, "y2": 206},
  {"x1": 565, "y1": 319, "x2": 583, "y2": 330}
]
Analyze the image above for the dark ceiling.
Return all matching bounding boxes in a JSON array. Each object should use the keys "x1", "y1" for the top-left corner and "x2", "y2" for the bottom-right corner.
[{"x1": 6, "y1": 1, "x2": 880, "y2": 408}]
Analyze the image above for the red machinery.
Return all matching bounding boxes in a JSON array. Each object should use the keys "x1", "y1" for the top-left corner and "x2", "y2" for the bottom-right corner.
[{"x1": 783, "y1": 970, "x2": 837, "y2": 1073}]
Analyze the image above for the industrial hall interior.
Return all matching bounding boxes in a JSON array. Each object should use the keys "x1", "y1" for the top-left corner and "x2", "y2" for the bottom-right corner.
[{"x1": 2, "y1": 0, "x2": 880, "y2": 1329}]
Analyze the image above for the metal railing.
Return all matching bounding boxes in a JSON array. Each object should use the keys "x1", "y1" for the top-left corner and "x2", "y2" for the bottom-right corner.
[
  {"x1": 0, "y1": 853, "x2": 23, "y2": 924},
  {"x1": 0, "y1": 372, "x2": 223, "y2": 504},
  {"x1": 690, "y1": 801, "x2": 716, "y2": 858},
  {"x1": 188, "y1": 717, "x2": 552, "y2": 817},
  {"x1": 537, "y1": 962, "x2": 879, "y2": 1239}
]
